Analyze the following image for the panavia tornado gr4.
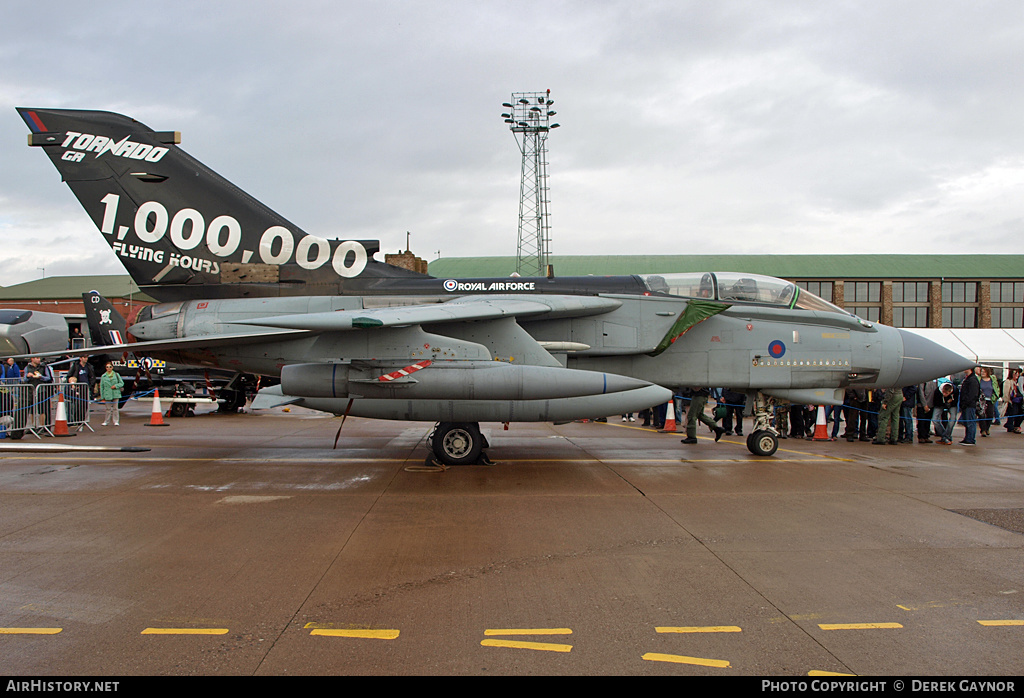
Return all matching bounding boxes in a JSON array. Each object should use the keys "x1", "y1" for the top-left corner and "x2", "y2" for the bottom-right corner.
[{"x1": 15, "y1": 107, "x2": 973, "y2": 462}]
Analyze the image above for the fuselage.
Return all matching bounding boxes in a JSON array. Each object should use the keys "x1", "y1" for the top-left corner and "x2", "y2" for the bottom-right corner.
[{"x1": 127, "y1": 272, "x2": 964, "y2": 414}]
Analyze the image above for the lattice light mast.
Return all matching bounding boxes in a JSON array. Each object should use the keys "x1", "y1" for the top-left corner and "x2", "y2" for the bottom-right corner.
[{"x1": 501, "y1": 90, "x2": 560, "y2": 277}]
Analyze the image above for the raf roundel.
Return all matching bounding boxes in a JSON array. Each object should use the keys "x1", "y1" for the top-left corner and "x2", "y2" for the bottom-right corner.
[
  {"x1": 443, "y1": 279, "x2": 458, "y2": 292},
  {"x1": 768, "y1": 340, "x2": 786, "y2": 358}
]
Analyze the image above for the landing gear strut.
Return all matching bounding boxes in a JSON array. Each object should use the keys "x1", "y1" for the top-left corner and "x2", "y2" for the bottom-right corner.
[
  {"x1": 746, "y1": 392, "x2": 779, "y2": 457},
  {"x1": 428, "y1": 422, "x2": 491, "y2": 465}
]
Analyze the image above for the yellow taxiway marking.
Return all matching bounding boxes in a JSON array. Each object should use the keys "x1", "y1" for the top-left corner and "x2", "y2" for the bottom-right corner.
[
  {"x1": 141, "y1": 628, "x2": 229, "y2": 635},
  {"x1": 642, "y1": 652, "x2": 730, "y2": 668},
  {"x1": 481, "y1": 639, "x2": 573, "y2": 652},
  {"x1": 484, "y1": 628, "x2": 572, "y2": 636},
  {"x1": 310, "y1": 628, "x2": 400, "y2": 639},
  {"x1": 809, "y1": 671, "x2": 857, "y2": 676},
  {"x1": 978, "y1": 620, "x2": 1024, "y2": 627},
  {"x1": 656, "y1": 625, "x2": 742, "y2": 634},
  {"x1": 0, "y1": 628, "x2": 62, "y2": 635},
  {"x1": 818, "y1": 623, "x2": 902, "y2": 630}
]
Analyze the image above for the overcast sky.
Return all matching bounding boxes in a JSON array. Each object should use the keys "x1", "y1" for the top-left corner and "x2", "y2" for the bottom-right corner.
[{"x1": 3, "y1": 1, "x2": 1024, "y2": 286}]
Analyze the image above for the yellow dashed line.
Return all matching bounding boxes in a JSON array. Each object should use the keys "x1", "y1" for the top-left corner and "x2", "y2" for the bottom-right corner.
[
  {"x1": 656, "y1": 625, "x2": 741, "y2": 634},
  {"x1": 642, "y1": 652, "x2": 730, "y2": 668},
  {"x1": 978, "y1": 620, "x2": 1024, "y2": 627},
  {"x1": 484, "y1": 628, "x2": 572, "y2": 635},
  {"x1": 818, "y1": 623, "x2": 902, "y2": 630},
  {"x1": 140, "y1": 628, "x2": 229, "y2": 635},
  {"x1": 0, "y1": 628, "x2": 62, "y2": 635},
  {"x1": 481, "y1": 639, "x2": 572, "y2": 652},
  {"x1": 310, "y1": 628, "x2": 400, "y2": 639}
]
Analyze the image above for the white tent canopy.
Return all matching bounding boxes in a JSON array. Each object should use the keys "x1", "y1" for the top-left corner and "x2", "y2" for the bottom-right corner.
[{"x1": 905, "y1": 329, "x2": 1024, "y2": 370}]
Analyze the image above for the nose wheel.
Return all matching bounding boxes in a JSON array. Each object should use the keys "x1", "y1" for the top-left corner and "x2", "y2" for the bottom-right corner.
[{"x1": 746, "y1": 429, "x2": 779, "y2": 457}]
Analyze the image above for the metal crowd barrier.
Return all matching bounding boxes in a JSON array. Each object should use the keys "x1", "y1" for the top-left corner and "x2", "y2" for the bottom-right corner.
[{"x1": 0, "y1": 381, "x2": 93, "y2": 439}]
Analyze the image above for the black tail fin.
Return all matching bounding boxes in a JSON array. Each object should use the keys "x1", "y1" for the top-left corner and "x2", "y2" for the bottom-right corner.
[
  {"x1": 82, "y1": 291, "x2": 128, "y2": 347},
  {"x1": 20, "y1": 108, "x2": 428, "y2": 301}
]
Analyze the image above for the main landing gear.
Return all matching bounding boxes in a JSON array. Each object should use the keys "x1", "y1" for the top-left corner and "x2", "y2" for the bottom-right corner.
[
  {"x1": 745, "y1": 392, "x2": 780, "y2": 457},
  {"x1": 427, "y1": 422, "x2": 492, "y2": 466}
]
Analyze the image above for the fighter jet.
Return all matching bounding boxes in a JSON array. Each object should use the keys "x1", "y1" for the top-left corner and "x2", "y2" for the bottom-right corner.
[
  {"x1": 81, "y1": 291, "x2": 256, "y2": 412},
  {"x1": 15, "y1": 107, "x2": 974, "y2": 462},
  {"x1": 0, "y1": 309, "x2": 69, "y2": 356}
]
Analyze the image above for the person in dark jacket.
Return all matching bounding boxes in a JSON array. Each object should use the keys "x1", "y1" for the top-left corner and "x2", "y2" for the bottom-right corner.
[
  {"x1": 917, "y1": 380, "x2": 937, "y2": 443},
  {"x1": 842, "y1": 388, "x2": 868, "y2": 442},
  {"x1": 935, "y1": 381, "x2": 959, "y2": 445},
  {"x1": 23, "y1": 357, "x2": 53, "y2": 429},
  {"x1": 898, "y1": 385, "x2": 917, "y2": 443},
  {"x1": 958, "y1": 368, "x2": 980, "y2": 445},
  {"x1": 1, "y1": 358, "x2": 20, "y2": 383},
  {"x1": 720, "y1": 388, "x2": 746, "y2": 436},
  {"x1": 67, "y1": 356, "x2": 96, "y2": 393}
]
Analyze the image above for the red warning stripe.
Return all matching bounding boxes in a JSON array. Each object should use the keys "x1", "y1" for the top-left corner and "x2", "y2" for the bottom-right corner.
[{"x1": 378, "y1": 360, "x2": 432, "y2": 382}]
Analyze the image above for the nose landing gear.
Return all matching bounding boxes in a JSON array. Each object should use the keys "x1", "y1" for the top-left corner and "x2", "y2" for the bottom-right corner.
[{"x1": 746, "y1": 392, "x2": 780, "y2": 457}]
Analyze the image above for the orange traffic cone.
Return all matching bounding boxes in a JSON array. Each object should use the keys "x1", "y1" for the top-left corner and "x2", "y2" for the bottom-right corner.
[
  {"x1": 661, "y1": 398, "x2": 677, "y2": 432},
  {"x1": 146, "y1": 390, "x2": 169, "y2": 427},
  {"x1": 53, "y1": 392, "x2": 74, "y2": 438},
  {"x1": 812, "y1": 405, "x2": 830, "y2": 441}
]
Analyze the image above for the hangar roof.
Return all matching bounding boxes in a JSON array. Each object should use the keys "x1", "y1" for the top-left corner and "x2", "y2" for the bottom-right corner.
[
  {"x1": 427, "y1": 255, "x2": 1024, "y2": 280},
  {"x1": 0, "y1": 275, "x2": 154, "y2": 302}
]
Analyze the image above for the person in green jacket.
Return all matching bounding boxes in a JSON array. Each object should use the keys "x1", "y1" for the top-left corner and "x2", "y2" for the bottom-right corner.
[
  {"x1": 99, "y1": 362, "x2": 125, "y2": 426},
  {"x1": 873, "y1": 387, "x2": 904, "y2": 445}
]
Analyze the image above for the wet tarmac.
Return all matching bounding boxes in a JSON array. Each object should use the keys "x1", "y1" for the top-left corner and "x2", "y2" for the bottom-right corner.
[{"x1": 0, "y1": 403, "x2": 1021, "y2": 676}]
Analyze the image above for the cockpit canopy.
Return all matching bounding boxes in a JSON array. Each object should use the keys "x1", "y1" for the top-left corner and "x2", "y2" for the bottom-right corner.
[{"x1": 639, "y1": 272, "x2": 849, "y2": 314}]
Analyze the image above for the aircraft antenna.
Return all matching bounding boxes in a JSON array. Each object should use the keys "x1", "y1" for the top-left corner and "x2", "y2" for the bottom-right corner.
[{"x1": 501, "y1": 90, "x2": 560, "y2": 277}]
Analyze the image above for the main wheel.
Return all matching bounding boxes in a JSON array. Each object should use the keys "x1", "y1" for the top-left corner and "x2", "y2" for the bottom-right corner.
[
  {"x1": 169, "y1": 402, "x2": 188, "y2": 418},
  {"x1": 748, "y1": 429, "x2": 779, "y2": 457},
  {"x1": 431, "y1": 422, "x2": 483, "y2": 465},
  {"x1": 218, "y1": 389, "x2": 246, "y2": 413}
]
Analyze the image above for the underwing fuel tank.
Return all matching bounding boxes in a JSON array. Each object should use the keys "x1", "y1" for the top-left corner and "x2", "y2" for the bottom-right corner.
[
  {"x1": 254, "y1": 383, "x2": 673, "y2": 423},
  {"x1": 282, "y1": 361, "x2": 657, "y2": 401}
]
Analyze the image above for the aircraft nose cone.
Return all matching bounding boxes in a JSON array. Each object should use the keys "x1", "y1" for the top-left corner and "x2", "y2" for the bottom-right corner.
[{"x1": 896, "y1": 329, "x2": 975, "y2": 386}]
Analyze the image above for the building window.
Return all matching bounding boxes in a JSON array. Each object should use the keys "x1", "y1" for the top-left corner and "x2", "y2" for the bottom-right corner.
[
  {"x1": 942, "y1": 307, "x2": 977, "y2": 328},
  {"x1": 990, "y1": 282, "x2": 1024, "y2": 328},
  {"x1": 941, "y1": 282, "x2": 977, "y2": 303},
  {"x1": 848, "y1": 306, "x2": 880, "y2": 323},
  {"x1": 892, "y1": 282, "x2": 929, "y2": 303},
  {"x1": 893, "y1": 307, "x2": 929, "y2": 328},
  {"x1": 850, "y1": 282, "x2": 881, "y2": 303},
  {"x1": 990, "y1": 282, "x2": 1024, "y2": 304},
  {"x1": 796, "y1": 281, "x2": 834, "y2": 302},
  {"x1": 991, "y1": 307, "x2": 1024, "y2": 328}
]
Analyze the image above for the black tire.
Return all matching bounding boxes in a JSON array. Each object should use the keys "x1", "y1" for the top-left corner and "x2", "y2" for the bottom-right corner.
[
  {"x1": 217, "y1": 389, "x2": 245, "y2": 413},
  {"x1": 169, "y1": 402, "x2": 187, "y2": 418},
  {"x1": 431, "y1": 422, "x2": 483, "y2": 465},
  {"x1": 748, "y1": 429, "x2": 779, "y2": 457}
]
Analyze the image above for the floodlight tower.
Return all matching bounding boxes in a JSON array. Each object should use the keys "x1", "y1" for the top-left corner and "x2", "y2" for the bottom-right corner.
[{"x1": 501, "y1": 90, "x2": 560, "y2": 277}]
